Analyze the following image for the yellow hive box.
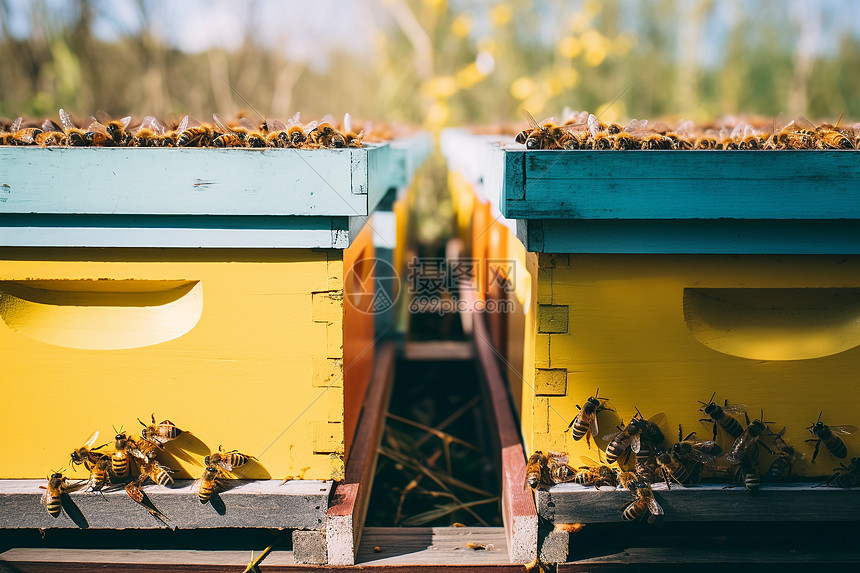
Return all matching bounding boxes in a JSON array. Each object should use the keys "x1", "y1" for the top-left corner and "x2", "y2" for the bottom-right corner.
[
  {"x1": 0, "y1": 225, "x2": 376, "y2": 481},
  {"x1": 518, "y1": 254, "x2": 860, "y2": 477}
]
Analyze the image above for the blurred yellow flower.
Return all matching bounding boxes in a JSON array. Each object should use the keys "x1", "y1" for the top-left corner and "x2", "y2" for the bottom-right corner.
[
  {"x1": 425, "y1": 100, "x2": 450, "y2": 129},
  {"x1": 584, "y1": 45, "x2": 607, "y2": 67},
  {"x1": 510, "y1": 77, "x2": 535, "y2": 100},
  {"x1": 596, "y1": 101, "x2": 625, "y2": 123},
  {"x1": 569, "y1": 12, "x2": 591, "y2": 34},
  {"x1": 547, "y1": 77, "x2": 564, "y2": 97},
  {"x1": 583, "y1": 0, "x2": 602, "y2": 17},
  {"x1": 612, "y1": 34, "x2": 636, "y2": 56},
  {"x1": 423, "y1": 0, "x2": 447, "y2": 13},
  {"x1": 521, "y1": 95, "x2": 548, "y2": 117},
  {"x1": 558, "y1": 36, "x2": 583, "y2": 59},
  {"x1": 451, "y1": 14, "x2": 473, "y2": 38},
  {"x1": 558, "y1": 68, "x2": 580, "y2": 88},
  {"x1": 456, "y1": 63, "x2": 484, "y2": 89},
  {"x1": 422, "y1": 76, "x2": 458, "y2": 99},
  {"x1": 478, "y1": 38, "x2": 497, "y2": 53},
  {"x1": 491, "y1": 4, "x2": 513, "y2": 27},
  {"x1": 581, "y1": 29, "x2": 608, "y2": 67}
]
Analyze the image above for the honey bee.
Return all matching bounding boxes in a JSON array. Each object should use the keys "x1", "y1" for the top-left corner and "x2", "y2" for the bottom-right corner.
[
  {"x1": 6, "y1": 117, "x2": 42, "y2": 145},
  {"x1": 546, "y1": 452, "x2": 576, "y2": 484},
  {"x1": 694, "y1": 134, "x2": 720, "y2": 149},
  {"x1": 574, "y1": 456, "x2": 617, "y2": 489},
  {"x1": 212, "y1": 114, "x2": 266, "y2": 148},
  {"x1": 342, "y1": 113, "x2": 364, "y2": 148},
  {"x1": 59, "y1": 109, "x2": 88, "y2": 146},
  {"x1": 112, "y1": 431, "x2": 133, "y2": 479},
  {"x1": 773, "y1": 117, "x2": 816, "y2": 149},
  {"x1": 70, "y1": 431, "x2": 108, "y2": 471},
  {"x1": 205, "y1": 445, "x2": 253, "y2": 473},
  {"x1": 40, "y1": 470, "x2": 79, "y2": 518},
  {"x1": 35, "y1": 119, "x2": 66, "y2": 146},
  {"x1": 525, "y1": 451, "x2": 548, "y2": 490},
  {"x1": 83, "y1": 120, "x2": 115, "y2": 146},
  {"x1": 640, "y1": 134, "x2": 673, "y2": 150},
  {"x1": 307, "y1": 114, "x2": 346, "y2": 148},
  {"x1": 672, "y1": 426, "x2": 721, "y2": 466},
  {"x1": 139, "y1": 414, "x2": 182, "y2": 444},
  {"x1": 517, "y1": 110, "x2": 569, "y2": 150},
  {"x1": 604, "y1": 418, "x2": 642, "y2": 465},
  {"x1": 86, "y1": 455, "x2": 112, "y2": 492},
  {"x1": 823, "y1": 457, "x2": 860, "y2": 488},
  {"x1": 725, "y1": 411, "x2": 774, "y2": 465},
  {"x1": 622, "y1": 481, "x2": 663, "y2": 522},
  {"x1": 192, "y1": 465, "x2": 221, "y2": 504},
  {"x1": 176, "y1": 115, "x2": 214, "y2": 147},
  {"x1": 664, "y1": 132, "x2": 693, "y2": 150},
  {"x1": 133, "y1": 115, "x2": 171, "y2": 147},
  {"x1": 815, "y1": 115, "x2": 854, "y2": 149},
  {"x1": 805, "y1": 412, "x2": 856, "y2": 462},
  {"x1": 567, "y1": 388, "x2": 612, "y2": 447},
  {"x1": 284, "y1": 112, "x2": 308, "y2": 147},
  {"x1": 616, "y1": 470, "x2": 639, "y2": 492},
  {"x1": 765, "y1": 427, "x2": 799, "y2": 481},
  {"x1": 698, "y1": 392, "x2": 746, "y2": 442},
  {"x1": 735, "y1": 458, "x2": 760, "y2": 493},
  {"x1": 0, "y1": 118, "x2": 17, "y2": 145},
  {"x1": 95, "y1": 111, "x2": 132, "y2": 145},
  {"x1": 264, "y1": 117, "x2": 290, "y2": 148},
  {"x1": 139, "y1": 460, "x2": 175, "y2": 487},
  {"x1": 129, "y1": 436, "x2": 162, "y2": 462},
  {"x1": 591, "y1": 132, "x2": 614, "y2": 150},
  {"x1": 655, "y1": 451, "x2": 688, "y2": 489}
]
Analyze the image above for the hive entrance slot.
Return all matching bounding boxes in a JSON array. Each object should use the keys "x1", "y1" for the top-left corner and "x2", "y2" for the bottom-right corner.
[
  {"x1": 683, "y1": 287, "x2": 860, "y2": 360},
  {"x1": 0, "y1": 279, "x2": 202, "y2": 350}
]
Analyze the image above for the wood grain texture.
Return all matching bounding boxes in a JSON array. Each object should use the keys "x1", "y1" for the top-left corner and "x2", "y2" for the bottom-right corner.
[
  {"x1": 0, "y1": 479, "x2": 330, "y2": 529},
  {"x1": 0, "y1": 146, "x2": 397, "y2": 217},
  {"x1": 537, "y1": 482, "x2": 860, "y2": 523},
  {"x1": 355, "y1": 527, "x2": 512, "y2": 565},
  {"x1": 502, "y1": 149, "x2": 860, "y2": 220},
  {"x1": 463, "y1": 286, "x2": 538, "y2": 564}
]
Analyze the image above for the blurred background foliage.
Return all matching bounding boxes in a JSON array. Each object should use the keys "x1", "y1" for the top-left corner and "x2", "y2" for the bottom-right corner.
[{"x1": 2, "y1": 0, "x2": 859, "y2": 130}]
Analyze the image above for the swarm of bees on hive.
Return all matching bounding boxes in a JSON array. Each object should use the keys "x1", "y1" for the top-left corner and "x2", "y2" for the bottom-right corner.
[
  {"x1": 514, "y1": 109, "x2": 860, "y2": 150},
  {"x1": 41, "y1": 414, "x2": 256, "y2": 521},
  {"x1": 0, "y1": 110, "x2": 389, "y2": 149},
  {"x1": 525, "y1": 390, "x2": 858, "y2": 524}
]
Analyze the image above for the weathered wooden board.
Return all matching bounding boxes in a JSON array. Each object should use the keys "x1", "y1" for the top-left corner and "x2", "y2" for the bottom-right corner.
[
  {"x1": 326, "y1": 341, "x2": 396, "y2": 565},
  {"x1": 355, "y1": 527, "x2": 513, "y2": 565},
  {"x1": 0, "y1": 146, "x2": 391, "y2": 217},
  {"x1": 561, "y1": 547, "x2": 860, "y2": 568},
  {"x1": 538, "y1": 482, "x2": 860, "y2": 524},
  {"x1": 0, "y1": 214, "x2": 350, "y2": 248},
  {"x1": 501, "y1": 149, "x2": 860, "y2": 220},
  {"x1": 0, "y1": 479, "x2": 331, "y2": 529},
  {"x1": 518, "y1": 219, "x2": 860, "y2": 254}
]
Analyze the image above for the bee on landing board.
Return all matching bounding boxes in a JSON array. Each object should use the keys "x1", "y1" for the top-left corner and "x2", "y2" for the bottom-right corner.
[
  {"x1": 525, "y1": 451, "x2": 549, "y2": 490},
  {"x1": 806, "y1": 412, "x2": 856, "y2": 462},
  {"x1": 655, "y1": 451, "x2": 689, "y2": 489},
  {"x1": 725, "y1": 410, "x2": 775, "y2": 465},
  {"x1": 176, "y1": 115, "x2": 214, "y2": 147},
  {"x1": 622, "y1": 481, "x2": 663, "y2": 523},
  {"x1": 139, "y1": 414, "x2": 182, "y2": 445},
  {"x1": 205, "y1": 445, "x2": 254, "y2": 473},
  {"x1": 823, "y1": 457, "x2": 860, "y2": 488},
  {"x1": 192, "y1": 465, "x2": 221, "y2": 504},
  {"x1": 59, "y1": 109, "x2": 89, "y2": 146},
  {"x1": 70, "y1": 431, "x2": 108, "y2": 471},
  {"x1": 112, "y1": 430, "x2": 134, "y2": 479},
  {"x1": 567, "y1": 388, "x2": 612, "y2": 447},
  {"x1": 85, "y1": 455, "x2": 112, "y2": 492},
  {"x1": 40, "y1": 470, "x2": 82, "y2": 518}
]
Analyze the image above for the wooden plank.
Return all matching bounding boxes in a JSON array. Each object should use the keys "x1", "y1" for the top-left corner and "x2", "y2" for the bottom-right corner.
[
  {"x1": 460, "y1": 286, "x2": 538, "y2": 564},
  {"x1": 537, "y1": 483, "x2": 860, "y2": 524},
  {"x1": 0, "y1": 548, "x2": 296, "y2": 567},
  {"x1": 523, "y1": 218, "x2": 860, "y2": 254},
  {"x1": 326, "y1": 341, "x2": 397, "y2": 565},
  {"x1": 0, "y1": 479, "x2": 331, "y2": 530},
  {"x1": 355, "y1": 527, "x2": 512, "y2": 565},
  {"x1": 0, "y1": 214, "x2": 351, "y2": 248},
  {"x1": 0, "y1": 146, "x2": 411, "y2": 218},
  {"x1": 555, "y1": 547, "x2": 860, "y2": 571},
  {"x1": 500, "y1": 149, "x2": 860, "y2": 220},
  {"x1": 404, "y1": 341, "x2": 475, "y2": 361}
]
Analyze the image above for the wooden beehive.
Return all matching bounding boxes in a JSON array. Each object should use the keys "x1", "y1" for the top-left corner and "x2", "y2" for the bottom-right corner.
[
  {"x1": 0, "y1": 143, "x2": 424, "y2": 485},
  {"x1": 475, "y1": 145, "x2": 860, "y2": 479}
]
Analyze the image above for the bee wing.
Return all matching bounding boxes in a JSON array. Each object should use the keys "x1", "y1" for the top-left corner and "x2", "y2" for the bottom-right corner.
[
  {"x1": 648, "y1": 412, "x2": 667, "y2": 427},
  {"x1": 287, "y1": 112, "x2": 302, "y2": 127},
  {"x1": 267, "y1": 118, "x2": 287, "y2": 132},
  {"x1": 86, "y1": 120, "x2": 110, "y2": 135},
  {"x1": 238, "y1": 117, "x2": 257, "y2": 131},
  {"x1": 591, "y1": 416, "x2": 599, "y2": 438},
  {"x1": 120, "y1": 115, "x2": 132, "y2": 129},
  {"x1": 41, "y1": 119, "x2": 59, "y2": 132},
  {"x1": 83, "y1": 430, "x2": 100, "y2": 449},
  {"x1": 212, "y1": 113, "x2": 233, "y2": 134},
  {"x1": 344, "y1": 113, "x2": 353, "y2": 134},
  {"x1": 59, "y1": 110, "x2": 75, "y2": 132},
  {"x1": 602, "y1": 431, "x2": 620, "y2": 442},
  {"x1": 548, "y1": 451, "x2": 569, "y2": 464},
  {"x1": 216, "y1": 460, "x2": 233, "y2": 472},
  {"x1": 675, "y1": 120, "x2": 695, "y2": 138},
  {"x1": 629, "y1": 433, "x2": 641, "y2": 454},
  {"x1": 587, "y1": 113, "x2": 602, "y2": 137},
  {"x1": 303, "y1": 120, "x2": 319, "y2": 135},
  {"x1": 794, "y1": 115, "x2": 816, "y2": 131},
  {"x1": 190, "y1": 477, "x2": 202, "y2": 493},
  {"x1": 830, "y1": 425, "x2": 858, "y2": 435},
  {"x1": 685, "y1": 449, "x2": 717, "y2": 465},
  {"x1": 320, "y1": 113, "x2": 336, "y2": 126},
  {"x1": 178, "y1": 115, "x2": 191, "y2": 132},
  {"x1": 138, "y1": 115, "x2": 165, "y2": 136},
  {"x1": 725, "y1": 430, "x2": 754, "y2": 464},
  {"x1": 647, "y1": 497, "x2": 663, "y2": 516},
  {"x1": 722, "y1": 403, "x2": 747, "y2": 415},
  {"x1": 521, "y1": 109, "x2": 540, "y2": 129},
  {"x1": 624, "y1": 119, "x2": 647, "y2": 133}
]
